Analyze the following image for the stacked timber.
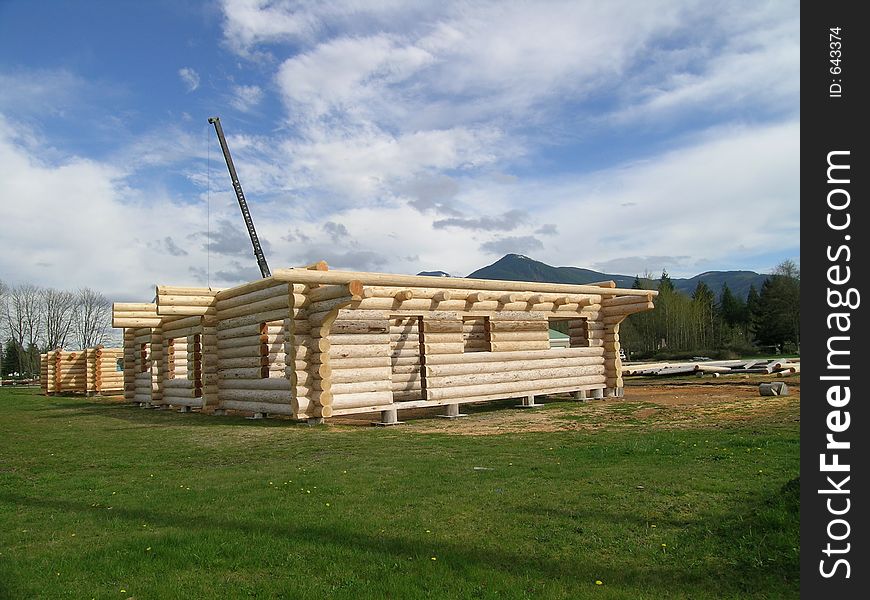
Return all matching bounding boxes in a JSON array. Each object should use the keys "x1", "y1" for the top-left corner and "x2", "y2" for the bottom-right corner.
[
  {"x1": 113, "y1": 302, "x2": 163, "y2": 405},
  {"x1": 214, "y1": 280, "x2": 293, "y2": 416},
  {"x1": 155, "y1": 286, "x2": 221, "y2": 408},
  {"x1": 94, "y1": 346, "x2": 124, "y2": 394},
  {"x1": 39, "y1": 353, "x2": 50, "y2": 393},
  {"x1": 567, "y1": 318, "x2": 589, "y2": 347},
  {"x1": 39, "y1": 347, "x2": 124, "y2": 395},
  {"x1": 622, "y1": 358, "x2": 801, "y2": 377}
]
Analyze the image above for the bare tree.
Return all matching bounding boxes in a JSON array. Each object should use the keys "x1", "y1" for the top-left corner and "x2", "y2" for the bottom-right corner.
[
  {"x1": 2, "y1": 283, "x2": 43, "y2": 375},
  {"x1": 0, "y1": 279, "x2": 6, "y2": 372},
  {"x1": 73, "y1": 287, "x2": 111, "y2": 349},
  {"x1": 41, "y1": 287, "x2": 77, "y2": 351}
]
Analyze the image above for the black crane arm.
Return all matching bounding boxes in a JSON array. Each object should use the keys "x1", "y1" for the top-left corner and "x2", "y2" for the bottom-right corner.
[{"x1": 208, "y1": 116, "x2": 272, "y2": 279}]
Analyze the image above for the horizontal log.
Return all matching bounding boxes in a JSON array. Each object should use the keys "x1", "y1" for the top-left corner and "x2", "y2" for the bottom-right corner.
[
  {"x1": 162, "y1": 315, "x2": 206, "y2": 332},
  {"x1": 601, "y1": 294, "x2": 654, "y2": 307},
  {"x1": 114, "y1": 318, "x2": 162, "y2": 328},
  {"x1": 217, "y1": 308, "x2": 291, "y2": 330},
  {"x1": 425, "y1": 346, "x2": 603, "y2": 365},
  {"x1": 427, "y1": 365, "x2": 604, "y2": 388},
  {"x1": 219, "y1": 389, "x2": 292, "y2": 403},
  {"x1": 488, "y1": 331, "x2": 550, "y2": 342},
  {"x1": 216, "y1": 335, "x2": 267, "y2": 350},
  {"x1": 158, "y1": 305, "x2": 217, "y2": 317},
  {"x1": 216, "y1": 294, "x2": 290, "y2": 320},
  {"x1": 330, "y1": 380, "x2": 393, "y2": 395},
  {"x1": 488, "y1": 320, "x2": 549, "y2": 332},
  {"x1": 114, "y1": 302, "x2": 157, "y2": 313},
  {"x1": 330, "y1": 390, "x2": 393, "y2": 410},
  {"x1": 216, "y1": 283, "x2": 291, "y2": 311},
  {"x1": 327, "y1": 356, "x2": 392, "y2": 370},
  {"x1": 158, "y1": 294, "x2": 216, "y2": 307},
  {"x1": 216, "y1": 322, "x2": 265, "y2": 339},
  {"x1": 218, "y1": 399, "x2": 296, "y2": 415},
  {"x1": 214, "y1": 277, "x2": 284, "y2": 302},
  {"x1": 392, "y1": 390, "x2": 425, "y2": 401},
  {"x1": 421, "y1": 332, "x2": 461, "y2": 344},
  {"x1": 331, "y1": 366, "x2": 392, "y2": 383},
  {"x1": 426, "y1": 374, "x2": 606, "y2": 401},
  {"x1": 327, "y1": 333, "x2": 391, "y2": 345},
  {"x1": 425, "y1": 355, "x2": 603, "y2": 377},
  {"x1": 218, "y1": 368, "x2": 269, "y2": 379},
  {"x1": 333, "y1": 309, "x2": 391, "y2": 321},
  {"x1": 329, "y1": 345, "x2": 390, "y2": 359},
  {"x1": 421, "y1": 320, "x2": 463, "y2": 333},
  {"x1": 423, "y1": 343, "x2": 465, "y2": 355},
  {"x1": 329, "y1": 320, "x2": 388, "y2": 335},
  {"x1": 602, "y1": 302, "x2": 655, "y2": 317},
  {"x1": 490, "y1": 341, "x2": 551, "y2": 352},
  {"x1": 273, "y1": 268, "x2": 654, "y2": 297},
  {"x1": 307, "y1": 282, "x2": 365, "y2": 303},
  {"x1": 219, "y1": 356, "x2": 270, "y2": 369},
  {"x1": 219, "y1": 378, "x2": 290, "y2": 390}
]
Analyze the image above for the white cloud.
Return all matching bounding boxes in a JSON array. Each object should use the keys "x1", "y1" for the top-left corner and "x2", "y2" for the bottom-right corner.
[
  {"x1": 0, "y1": 114, "x2": 272, "y2": 298},
  {"x1": 178, "y1": 67, "x2": 201, "y2": 92},
  {"x1": 229, "y1": 84, "x2": 264, "y2": 112}
]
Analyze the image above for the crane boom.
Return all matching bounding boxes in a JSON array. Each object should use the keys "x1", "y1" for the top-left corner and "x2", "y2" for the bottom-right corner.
[{"x1": 208, "y1": 116, "x2": 271, "y2": 278}]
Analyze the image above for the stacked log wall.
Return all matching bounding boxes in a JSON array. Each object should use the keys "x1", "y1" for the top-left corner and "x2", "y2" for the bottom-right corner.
[
  {"x1": 214, "y1": 281, "x2": 292, "y2": 415},
  {"x1": 94, "y1": 347, "x2": 124, "y2": 394},
  {"x1": 160, "y1": 315, "x2": 218, "y2": 409},
  {"x1": 319, "y1": 284, "x2": 612, "y2": 417},
  {"x1": 131, "y1": 327, "x2": 164, "y2": 405}
]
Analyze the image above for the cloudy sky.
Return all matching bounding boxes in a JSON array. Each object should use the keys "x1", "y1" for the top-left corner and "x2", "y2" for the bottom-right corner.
[{"x1": 0, "y1": 0, "x2": 799, "y2": 301}]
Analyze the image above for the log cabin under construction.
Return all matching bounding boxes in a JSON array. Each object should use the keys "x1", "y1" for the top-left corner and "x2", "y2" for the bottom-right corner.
[
  {"x1": 111, "y1": 263, "x2": 656, "y2": 422},
  {"x1": 40, "y1": 347, "x2": 124, "y2": 395}
]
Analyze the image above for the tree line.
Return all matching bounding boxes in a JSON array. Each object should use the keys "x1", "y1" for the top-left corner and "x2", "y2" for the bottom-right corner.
[
  {"x1": 0, "y1": 280, "x2": 111, "y2": 378},
  {"x1": 619, "y1": 260, "x2": 800, "y2": 359}
]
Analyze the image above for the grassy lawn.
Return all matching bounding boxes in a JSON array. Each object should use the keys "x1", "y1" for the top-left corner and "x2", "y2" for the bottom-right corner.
[{"x1": 0, "y1": 386, "x2": 798, "y2": 599}]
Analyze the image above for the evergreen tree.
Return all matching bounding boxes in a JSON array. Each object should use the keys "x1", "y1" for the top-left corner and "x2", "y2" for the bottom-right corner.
[
  {"x1": 719, "y1": 283, "x2": 746, "y2": 327},
  {"x1": 746, "y1": 284, "x2": 761, "y2": 340},
  {"x1": 754, "y1": 262, "x2": 800, "y2": 348},
  {"x1": 2, "y1": 339, "x2": 22, "y2": 377},
  {"x1": 692, "y1": 282, "x2": 716, "y2": 348},
  {"x1": 658, "y1": 270, "x2": 674, "y2": 293},
  {"x1": 632, "y1": 275, "x2": 643, "y2": 289}
]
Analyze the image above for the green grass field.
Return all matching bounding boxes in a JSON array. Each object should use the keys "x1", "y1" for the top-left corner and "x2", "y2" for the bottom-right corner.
[{"x1": 0, "y1": 386, "x2": 798, "y2": 599}]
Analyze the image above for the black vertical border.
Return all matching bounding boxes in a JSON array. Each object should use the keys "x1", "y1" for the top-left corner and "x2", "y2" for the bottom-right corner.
[{"x1": 801, "y1": 3, "x2": 868, "y2": 596}]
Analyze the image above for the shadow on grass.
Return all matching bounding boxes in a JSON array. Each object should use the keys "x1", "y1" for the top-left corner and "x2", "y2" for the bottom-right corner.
[
  {"x1": 0, "y1": 478, "x2": 799, "y2": 597},
  {"x1": 36, "y1": 399, "x2": 293, "y2": 429},
  {"x1": 516, "y1": 476, "x2": 799, "y2": 591}
]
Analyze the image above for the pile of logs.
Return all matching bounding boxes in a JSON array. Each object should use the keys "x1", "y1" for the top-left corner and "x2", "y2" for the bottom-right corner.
[
  {"x1": 38, "y1": 346, "x2": 124, "y2": 395},
  {"x1": 622, "y1": 358, "x2": 800, "y2": 378}
]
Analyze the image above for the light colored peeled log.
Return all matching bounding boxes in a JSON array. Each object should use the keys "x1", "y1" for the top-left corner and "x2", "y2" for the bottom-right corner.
[
  {"x1": 427, "y1": 365, "x2": 604, "y2": 388},
  {"x1": 272, "y1": 268, "x2": 655, "y2": 297},
  {"x1": 426, "y1": 374, "x2": 605, "y2": 401},
  {"x1": 425, "y1": 355, "x2": 603, "y2": 377}
]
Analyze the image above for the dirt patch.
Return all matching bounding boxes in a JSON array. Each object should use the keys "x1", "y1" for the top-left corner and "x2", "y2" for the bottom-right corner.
[{"x1": 351, "y1": 379, "x2": 802, "y2": 436}]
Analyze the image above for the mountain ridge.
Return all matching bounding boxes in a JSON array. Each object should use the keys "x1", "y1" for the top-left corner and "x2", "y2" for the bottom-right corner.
[{"x1": 419, "y1": 254, "x2": 768, "y2": 299}]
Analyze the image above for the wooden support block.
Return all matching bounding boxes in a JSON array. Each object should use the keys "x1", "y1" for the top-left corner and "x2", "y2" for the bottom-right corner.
[
  {"x1": 515, "y1": 395, "x2": 542, "y2": 408},
  {"x1": 436, "y1": 403, "x2": 468, "y2": 419},
  {"x1": 372, "y1": 408, "x2": 403, "y2": 426}
]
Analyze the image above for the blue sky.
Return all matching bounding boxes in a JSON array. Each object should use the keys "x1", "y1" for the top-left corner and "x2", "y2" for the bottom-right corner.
[{"x1": 0, "y1": 0, "x2": 799, "y2": 300}]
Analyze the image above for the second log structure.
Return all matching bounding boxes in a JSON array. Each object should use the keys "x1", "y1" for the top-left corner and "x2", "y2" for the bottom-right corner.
[{"x1": 113, "y1": 263, "x2": 656, "y2": 420}]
